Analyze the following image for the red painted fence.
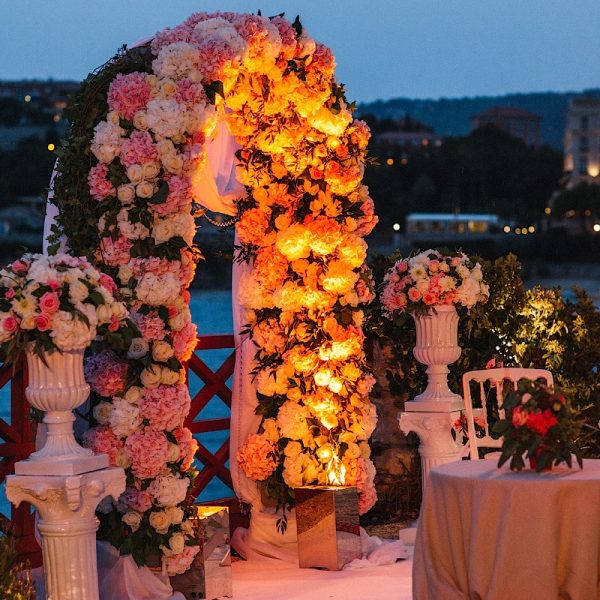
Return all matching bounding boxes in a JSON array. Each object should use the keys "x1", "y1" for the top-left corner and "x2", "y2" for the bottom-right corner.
[{"x1": 0, "y1": 334, "x2": 243, "y2": 566}]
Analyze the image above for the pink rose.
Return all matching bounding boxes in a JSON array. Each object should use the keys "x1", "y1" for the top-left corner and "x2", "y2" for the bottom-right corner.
[
  {"x1": 4, "y1": 289, "x2": 14, "y2": 299},
  {"x1": 39, "y1": 292, "x2": 60, "y2": 314},
  {"x1": 3, "y1": 316, "x2": 19, "y2": 333},
  {"x1": 11, "y1": 260, "x2": 28, "y2": 273},
  {"x1": 36, "y1": 314, "x2": 51, "y2": 332}
]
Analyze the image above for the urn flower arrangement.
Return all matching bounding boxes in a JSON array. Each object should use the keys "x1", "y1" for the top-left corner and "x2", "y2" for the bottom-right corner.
[
  {"x1": 381, "y1": 250, "x2": 489, "y2": 404},
  {"x1": 0, "y1": 253, "x2": 136, "y2": 361},
  {"x1": 493, "y1": 379, "x2": 583, "y2": 472}
]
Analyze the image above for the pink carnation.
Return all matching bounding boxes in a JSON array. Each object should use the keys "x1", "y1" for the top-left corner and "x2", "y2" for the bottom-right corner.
[
  {"x1": 120, "y1": 131, "x2": 159, "y2": 168},
  {"x1": 139, "y1": 384, "x2": 191, "y2": 431},
  {"x1": 150, "y1": 175, "x2": 191, "y2": 216},
  {"x1": 124, "y1": 428, "x2": 170, "y2": 480},
  {"x1": 237, "y1": 434, "x2": 277, "y2": 481},
  {"x1": 172, "y1": 321, "x2": 197, "y2": 362},
  {"x1": 164, "y1": 545, "x2": 200, "y2": 577},
  {"x1": 83, "y1": 426, "x2": 123, "y2": 466},
  {"x1": 85, "y1": 349, "x2": 129, "y2": 397},
  {"x1": 88, "y1": 164, "x2": 116, "y2": 201},
  {"x1": 107, "y1": 72, "x2": 151, "y2": 120},
  {"x1": 98, "y1": 236, "x2": 133, "y2": 267},
  {"x1": 173, "y1": 427, "x2": 198, "y2": 471}
]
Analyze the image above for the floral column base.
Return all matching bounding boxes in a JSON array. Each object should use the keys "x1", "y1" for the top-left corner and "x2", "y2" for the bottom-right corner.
[
  {"x1": 6, "y1": 467, "x2": 125, "y2": 600},
  {"x1": 399, "y1": 411, "x2": 462, "y2": 491}
]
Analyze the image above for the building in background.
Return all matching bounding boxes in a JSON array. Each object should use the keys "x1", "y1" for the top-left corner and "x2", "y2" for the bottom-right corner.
[
  {"x1": 563, "y1": 96, "x2": 600, "y2": 189},
  {"x1": 471, "y1": 106, "x2": 541, "y2": 148},
  {"x1": 373, "y1": 116, "x2": 443, "y2": 152}
]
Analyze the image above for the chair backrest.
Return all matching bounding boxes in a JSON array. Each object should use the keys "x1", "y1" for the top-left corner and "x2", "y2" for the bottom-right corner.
[{"x1": 462, "y1": 367, "x2": 554, "y2": 460}]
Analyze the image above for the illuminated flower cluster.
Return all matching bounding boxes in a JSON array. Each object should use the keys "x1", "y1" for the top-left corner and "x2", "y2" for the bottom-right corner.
[
  {"x1": 0, "y1": 254, "x2": 135, "y2": 362},
  {"x1": 63, "y1": 10, "x2": 377, "y2": 569},
  {"x1": 381, "y1": 249, "x2": 489, "y2": 318}
]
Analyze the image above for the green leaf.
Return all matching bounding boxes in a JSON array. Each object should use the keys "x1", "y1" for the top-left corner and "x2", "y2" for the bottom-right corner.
[{"x1": 147, "y1": 180, "x2": 169, "y2": 205}]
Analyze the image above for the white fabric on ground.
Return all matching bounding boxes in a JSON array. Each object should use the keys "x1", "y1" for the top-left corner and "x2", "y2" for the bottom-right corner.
[
  {"x1": 343, "y1": 528, "x2": 408, "y2": 569},
  {"x1": 230, "y1": 556, "x2": 413, "y2": 600}
]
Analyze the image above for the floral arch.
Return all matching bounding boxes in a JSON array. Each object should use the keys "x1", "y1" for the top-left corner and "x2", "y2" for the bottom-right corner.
[{"x1": 48, "y1": 11, "x2": 378, "y2": 573}]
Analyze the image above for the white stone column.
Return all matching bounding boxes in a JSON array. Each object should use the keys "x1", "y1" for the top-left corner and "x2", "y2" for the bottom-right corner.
[
  {"x1": 6, "y1": 467, "x2": 125, "y2": 600},
  {"x1": 399, "y1": 409, "x2": 462, "y2": 490}
]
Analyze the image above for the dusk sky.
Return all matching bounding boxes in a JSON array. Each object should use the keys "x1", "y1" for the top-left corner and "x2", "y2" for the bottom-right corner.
[{"x1": 2, "y1": 0, "x2": 600, "y2": 103}]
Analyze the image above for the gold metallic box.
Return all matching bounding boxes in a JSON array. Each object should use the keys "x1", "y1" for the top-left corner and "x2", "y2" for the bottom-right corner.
[
  {"x1": 295, "y1": 486, "x2": 362, "y2": 570},
  {"x1": 170, "y1": 505, "x2": 232, "y2": 600}
]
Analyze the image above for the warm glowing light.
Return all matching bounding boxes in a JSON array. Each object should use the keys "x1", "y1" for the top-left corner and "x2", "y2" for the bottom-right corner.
[
  {"x1": 515, "y1": 228, "x2": 521, "y2": 235},
  {"x1": 528, "y1": 226, "x2": 535, "y2": 233},
  {"x1": 585, "y1": 210, "x2": 592, "y2": 217},
  {"x1": 401, "y1": 158, "x2": 408, "y2": 165},
  {"x1": 393, "y1": 223, "x2": 400, "y2": 231},
  {"x1": 594, "y1": 224, "x2": 600, "y2": 233},
  {"x1": 421, "y1": 139, "x2": 429, "y2": 146},
  {"x1": 386, "y1": 158, "x2": 394, "y2": 166},
  {"x1": 53, "y1": 114, "x2": 61, "y2": 123},
  {"x1": 326, "y1": 455, "x2": 347, "y2": 486},
  {"x1": 588, "y1": 164, "x2": 600, "y2": 177},
  {"x1": 47, "y1": 143, "x2": 55, "y2": 151},
  {"x1": 567, "y1": 209, "x2": 576, "y2": 218},
  {"x1": 24, "y1": 95, "x2": 31, "y2": 103},
  {"x1": 503, "y1": 225, "x2": 511, "y2": 233}
]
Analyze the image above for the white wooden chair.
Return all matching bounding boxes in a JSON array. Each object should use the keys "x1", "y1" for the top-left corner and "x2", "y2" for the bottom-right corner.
[{"x1": 462, "y1": 367, "x2": 554, "y2": 460}]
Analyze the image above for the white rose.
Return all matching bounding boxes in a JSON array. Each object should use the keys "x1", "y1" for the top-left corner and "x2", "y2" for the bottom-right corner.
[
  {"x1": 149, "y1": 510, "x2": 171, "y2": 534},
  {"x1": 160, "y1": 367, "x2": 180, "y2": 386},
  {"x1": 148, "y1": 474, "x2": 189, "y2": 507},
  {"x1": 168, "y1": 312, "x2": 186, "y2": 332},
  {"x1": 180, "y1": 519, "x2": 194, "y2": 535},
  {"x1": 106, "y1": 110, "x2": 120, "y2": 125},
  {"x1": 165, "y1": 506, "x2": 184, "y2": 526},
  {"x1": 69, "y1": 280, "x2": 89, "y2": 303},
  {"x1": 156, "y1": 139, "x2": 176, "y2": 157},
  {"x1": 124, "y1": 386, "x2": 142, "y2": 404},
  {"x1": 122, "y1": 511, "x2": 142, "y2": 532},
  {"x1": 141, "y1": 364, "x2": 162, "y2": 388},
  {"x1": 167, "y1": 442, "x2": 181, "y2": 463},
  {"x1": 161, "y1": 532, "x2": 185, "y2": 557},
  {"x1": 109, "y1": 398, "x2": 143, "y2": 439},
  {"x1": 136, "y1": 181, "x2": 156, "y2": 199},
  {"x1": 133, "y1": 111, "x2": 148, "y2": 130},
  {"x1": 128, "y1": 337, "x2": 150, "y2": 359},
  {"x1": 152, "y1": 341, "x2": 174, "y2": 362},
  {"x1": 117, "y1": 184, "x2": 136, "y2": 205},
  {"x1": 93, "y1": 401, "x2": 112, "y2": 425},
  {"x1": 127, "y1": 164, "x2": 144, "y2": 185},
  {"x1": 96, "y1": 304, "x2": 113, "y2": 324},
  {"x1": 143, "y1": 162, "x2": 161, "y2": 180},
  {"x1": 152, "y1": 219, "x2": 176, "y2": 245},
  {"x1": 163, "y1": 153, "x2": 183, "y2": 175}
]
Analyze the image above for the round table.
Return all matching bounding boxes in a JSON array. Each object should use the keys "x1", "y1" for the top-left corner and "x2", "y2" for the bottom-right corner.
[{"x1": 413, "y1": 459, "x2": 600, "y2": 600}]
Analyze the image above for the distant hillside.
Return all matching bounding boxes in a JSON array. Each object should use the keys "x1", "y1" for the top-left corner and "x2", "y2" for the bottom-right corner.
[{"x1": 358, "y1": 89, "x2": 600, "y2": 149}]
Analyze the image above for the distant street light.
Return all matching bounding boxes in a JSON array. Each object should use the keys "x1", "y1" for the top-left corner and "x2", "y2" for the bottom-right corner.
[
  {"x1": 503, "y1": 225, "x2": 511, "y2": 233},
  {"x1": 386, "y1": 158, "x2": 394, "y2": 166},
  {"x1": 47, "y1": 143, "x2": 55, "y2": 152},
  {"x1": 594, "y1": 224, "x2": 600, "y2": 233},
  {"x1": 393, "y1": 223, "x2": 400, "y2": 231}
]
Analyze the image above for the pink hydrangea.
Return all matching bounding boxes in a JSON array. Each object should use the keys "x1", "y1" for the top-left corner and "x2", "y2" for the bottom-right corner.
[
  {"x1": 173, "y1": 427, "x2": 198, "y2": 471},
  {"x1": 118, "y1": 486, "x2": 153, "y2": 513},
  {"x1": 237, "y1": 434, "x2": 277, "y2": 481},
  {"x1": 164, "y1": 545, "x2": 200, "y2": 576},
  {"x1": 355, "y1": 458, "x2": 378, "y2": 514},
  {"x1": 98, "y1": 236, "x2": 133, "y2": 266},
  {"x1": 150, "y1": 175, "x2": 191, "y2": 216},
  {"x1": 132, "y1": 311, "x2": 167, "y2": 341},
  {"x1": 172, "y1": 321, "x2": 197, "y2": 362},
  {"x1": 99, "y1": 273, "x2": 118, "y2": 294},
  {"x1": 196, "y1": 39, "x2": 238, "y2": 81},
  {"x1": 175, "y1": 78, "x2": 208, "y2": 107},
  {"x1": 107, "y1": 72, "x2": 151, "y2": 120},
  {"x1": 83, "y1": 426, "x2": 123, "y2": 465},
  {"x1": 139, "y1": 384, "x2": 191, "y2": 431},
  {"x1": 124, "y1": 428, "x2": 170, "y2": 480},
  {"x1": 85, "y1": 349, "x2": 129, "y2": 397},
  {"x1": 88, "y1": 164, "x2": 116, "y2": 201},
  {"x1": 271, "y1": 16, "x2": 297, "y2": 60},
  {"x1": 120, "y1": 131, "x2": 159, "y2": 168}
]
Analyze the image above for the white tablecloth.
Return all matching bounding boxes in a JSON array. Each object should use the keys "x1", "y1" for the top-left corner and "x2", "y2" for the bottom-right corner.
[{"x1": 413, "y1": 459, "x2": 600, "y2": 600}]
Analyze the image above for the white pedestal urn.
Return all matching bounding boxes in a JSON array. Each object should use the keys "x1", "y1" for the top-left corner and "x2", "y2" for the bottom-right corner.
[
  {"x1": 410, "y1": 304, "x2": 463, "y2": 412},
  {"x1": 401, "y1": 304, "x2": 464, "y2": 491},
  {"x1": 6, "y1": 468, "x2": 125, "y2": 600},
  {"x1": 15, "y1": 345, "x2": 108, "y2": 476}
]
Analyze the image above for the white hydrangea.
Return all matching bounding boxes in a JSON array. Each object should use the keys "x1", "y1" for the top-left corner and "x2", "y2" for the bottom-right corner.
[
  {"x1": 148, "y1": 474, "x2": 189, "y2": 507},
  {"x1": 146, "y1": 98, "x2": 187, "y2": 139},
  {"x1": 50, "y1": 310, "x2": 96, "y2": 350},
  {"x1": 276, "y1": 400, "x2": 312, "y2": 441},
  {"x1": 135, "y1": 272, "x2": 181, "y2": 306},
  {"x1": 91, "y1": 120, "x2": 125, "y2": 163},
  {"x1": 109, "y1": 398, "x2": 143, "y2": 439},
  {"x1": 152, "y1": 42, "x2": 201, "y2": 80}
]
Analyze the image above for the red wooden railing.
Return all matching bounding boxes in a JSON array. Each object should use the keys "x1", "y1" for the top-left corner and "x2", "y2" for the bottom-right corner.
[{"x1": 0, "y1": 334, "x2": 244, "y2": 565}]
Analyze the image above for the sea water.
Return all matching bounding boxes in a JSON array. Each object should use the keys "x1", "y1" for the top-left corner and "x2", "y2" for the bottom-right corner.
[{"x1": 0, "y1": 289, "x2": 234, "y2": 518}]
